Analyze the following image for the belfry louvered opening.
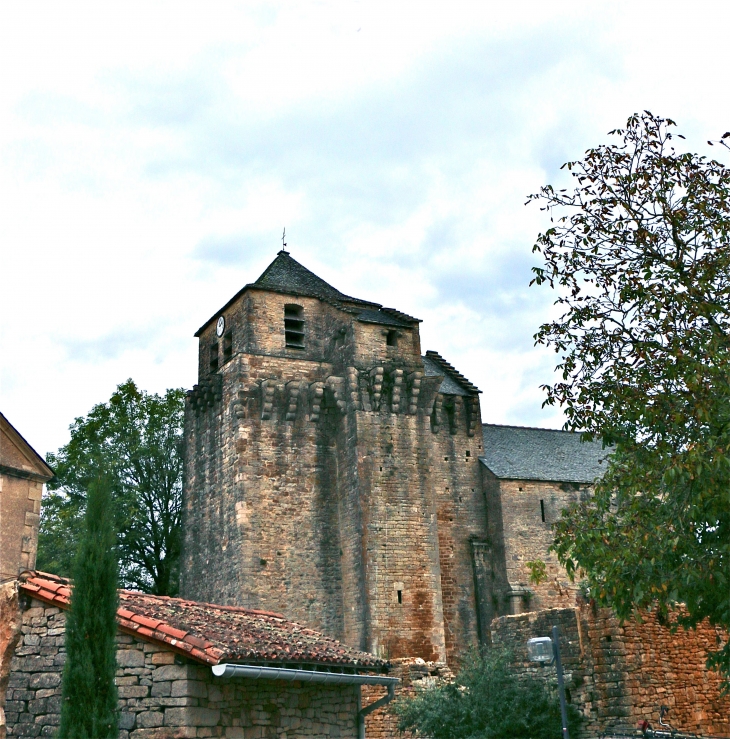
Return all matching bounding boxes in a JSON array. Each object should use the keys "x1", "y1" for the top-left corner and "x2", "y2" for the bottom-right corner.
[{"x1": 284, "y1": 304, "x2": 305, "y2": 348}]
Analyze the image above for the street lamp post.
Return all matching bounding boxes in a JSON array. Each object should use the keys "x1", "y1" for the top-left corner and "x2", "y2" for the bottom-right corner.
[{"x1": 527, "y1": 625, "x2": 570, "y2": 739}]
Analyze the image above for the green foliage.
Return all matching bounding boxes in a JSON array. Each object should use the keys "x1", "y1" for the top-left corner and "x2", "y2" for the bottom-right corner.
[
  {"x1": 59, "y1": 473, "x2": 119, "y2": 739},
  {"x1": 393, "y1": 648, "x2": 582, "y2": 739},
  {"x1": 38, "y1": 379, "x2": 185, "y2": 595},
  {"x1": 526, "y1": 559, "x2": 548, "y2": 586},
  {"x1": 529, "y1": 112, "x2": 730, "y2": 678}
]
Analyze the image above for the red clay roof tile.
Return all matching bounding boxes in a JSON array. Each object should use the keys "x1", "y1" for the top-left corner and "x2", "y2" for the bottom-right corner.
[{"x1": 19, "y1": 572, "x2": 387, "y2": 672}]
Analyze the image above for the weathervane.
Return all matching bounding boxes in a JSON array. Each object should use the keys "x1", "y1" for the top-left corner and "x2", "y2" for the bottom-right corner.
[{"x1": 281, "y1": 228, "x2": 288, "y2": 254}]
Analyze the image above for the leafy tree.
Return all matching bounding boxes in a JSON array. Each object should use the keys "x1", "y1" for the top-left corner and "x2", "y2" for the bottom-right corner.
[
  {"x1": 59, "y1": 473, "x2": 118, "y2": 739},
  {"x1": 393, "y1": 648, "x2": 582, "y2": 739},
  {"x1": 38, "y1": 380, "x2": 185, "y2": 595},
  {"x1": 529, "y1": 112, "x2": 730, "y2": 677}
]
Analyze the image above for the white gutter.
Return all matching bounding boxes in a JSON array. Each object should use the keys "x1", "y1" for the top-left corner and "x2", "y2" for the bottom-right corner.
[
  {"x1": 211, "y1": 663, "x2": 399, "y2": 739},
  {"x1": 211, "y1": 663, "x2": 398, "y2": 687}
]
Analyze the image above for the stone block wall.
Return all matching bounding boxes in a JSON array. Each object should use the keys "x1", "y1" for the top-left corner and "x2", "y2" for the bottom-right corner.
[
  {"x1": 0, "y1": 473, "x2": 43, "y2": 582},
  {"x1": 490, "y1": 605, "x2": 730, "y2": 737},
  {"x1": 482, "y1": 472, "x2": 587, "y2": 616},
  {"x1": 361, "y1": 658, "x2": 452, "y2": 739},
  {"x1": 183, "y1": 281, "x2": 490, "y2": 665},
  {"x1": 6, "y1": 598, "x2": 360, "y2": 738}
]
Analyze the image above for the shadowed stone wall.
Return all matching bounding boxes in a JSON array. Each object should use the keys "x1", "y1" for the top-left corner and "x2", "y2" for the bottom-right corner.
[
  {"x1": 491, "y1": 606, "x2": 730, "y2": 737},
  {"x1": 181, "y1": 283, "x2": 488, "y2": 663}
]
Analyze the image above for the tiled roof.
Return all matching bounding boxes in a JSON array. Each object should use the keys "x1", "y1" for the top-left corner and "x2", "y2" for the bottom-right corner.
[
  {"x1": 422, "y1": 351, "x2": 480, "y2": 396},
  {"x1": 19, "y1": 572, "x2": 387, "y2": 672},
  {"x1": 480, "y1": 423, "x2": 610, "y2": 483}
]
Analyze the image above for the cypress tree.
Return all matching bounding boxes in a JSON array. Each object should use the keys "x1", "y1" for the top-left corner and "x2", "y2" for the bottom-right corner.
[{"x1": 59, "y1": 473, "x2": 119, "y2": 738}]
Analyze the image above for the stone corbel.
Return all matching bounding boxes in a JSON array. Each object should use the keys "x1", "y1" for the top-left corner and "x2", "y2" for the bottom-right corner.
[
  {"x1": 326, "y1": 376, "x2": 346, "y2": 413},
  {"x1": 431, "y1": 393, "x2": 444, "y2": 433},
  {"x1": 309, "y1": 382, "x2": 325, "y2": 422},
  {"x1": 391, "y1": 369, "x2": 404, "y2": 413},
  {"x1": 261, "y1": 380, "x2": 275, "y2": 420},
  {"x1": 285, "y1": 380, "x2": 307, "y2": 421},
  {"x1": 407, "y1": 371, "x2": 423, "y2": 414},
  {"x1": 346, "y1": 367, "x2": 360, "y2": 411},
  {"x1": 450, "y1": 396, "x2": 463, "y2": 435},
  {"x1": 370, "y1": 367, "x2": 384, "y2": 411},
  {"x1": 466, "y1": 396, "x2": 479, "y2": 437}
]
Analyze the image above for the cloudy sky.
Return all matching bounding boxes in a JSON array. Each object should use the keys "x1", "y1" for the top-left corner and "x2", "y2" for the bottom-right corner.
[{"x1": 2, "y1": 1, "x2": 729, "y2": 457}]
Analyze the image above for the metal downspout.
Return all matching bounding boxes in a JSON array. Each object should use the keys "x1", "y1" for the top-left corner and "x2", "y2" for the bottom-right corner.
[{"x1": 358, "y1": 682, "x2": 396, "y2": 739}]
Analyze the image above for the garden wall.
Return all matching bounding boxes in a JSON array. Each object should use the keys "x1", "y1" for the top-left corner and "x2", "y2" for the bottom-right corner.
[{"x1": 491, "y1": 605, "x2": 730, "y2": 737}]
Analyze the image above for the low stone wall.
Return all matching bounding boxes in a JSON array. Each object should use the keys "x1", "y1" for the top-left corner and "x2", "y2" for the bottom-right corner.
[
  {"x1": 6, "y1": 597, "x2": 361, "y2": 738},
  {"x1": 362, "y1": 658, "x2": 452, "y2": 739},
  {"x1": 491, "y1": 605, "x2": 730, "y2": 737},
  {"x1": 0, "y1": 583, "x2": 22, "y2": 739}
]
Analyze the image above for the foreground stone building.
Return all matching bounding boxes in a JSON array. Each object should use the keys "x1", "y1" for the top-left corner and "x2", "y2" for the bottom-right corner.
[
  {"x1": 181, "y1": 250, "x2": 606, "y2": 664},
  {"x1": 7, "y1": 572, "x2": 396, "y2": 738},
  {"x1": 0, "y1": 413, "x2": 53, "y2": 582}
]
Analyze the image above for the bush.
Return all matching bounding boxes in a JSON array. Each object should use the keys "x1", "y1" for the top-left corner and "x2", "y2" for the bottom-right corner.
[{"x1": 393, "y1": 648, "x2": 582, "y2": 739}]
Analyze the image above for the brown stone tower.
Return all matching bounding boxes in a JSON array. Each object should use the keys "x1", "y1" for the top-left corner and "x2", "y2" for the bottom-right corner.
[{"x1": 181, "y1": 250, "x2": 488, "y2": 662}]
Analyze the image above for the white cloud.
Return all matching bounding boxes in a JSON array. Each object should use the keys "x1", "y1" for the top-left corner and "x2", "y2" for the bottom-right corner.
[{"x1": 1, "y1": 0, "x2": 729, "y2": 455}]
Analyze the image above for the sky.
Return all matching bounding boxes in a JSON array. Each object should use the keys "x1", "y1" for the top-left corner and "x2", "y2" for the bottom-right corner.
[{"x1": 2, "y1": 1, "x2": 730, "y2": 458}]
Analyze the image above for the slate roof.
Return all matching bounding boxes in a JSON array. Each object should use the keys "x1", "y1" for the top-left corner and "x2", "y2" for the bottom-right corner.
[
  {"x1": 480, "y1": 424, "x2": 610, "y2": 483},
  {"x1": 422, "y1": 351, "x2": 480, "y2": 396},
  {"x1": 195, "y1": 250, "x2": 420, "y2": 336},
  {"x1": 253, "y1": 250, "x2": 371, "y2": 306},
  {"x1": 20, "y1": 572, "x2": 387, "y2": 672}
]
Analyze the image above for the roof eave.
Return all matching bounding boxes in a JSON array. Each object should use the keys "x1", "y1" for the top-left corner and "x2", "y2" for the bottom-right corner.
[{"x1": 477, "y1": 458, "x2": 596, "y2": 485}]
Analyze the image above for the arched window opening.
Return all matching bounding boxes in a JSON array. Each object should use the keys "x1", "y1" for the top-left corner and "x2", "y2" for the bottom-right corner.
[{"x1": 284, "y1": 304, "x2": 305, "y2": 349}]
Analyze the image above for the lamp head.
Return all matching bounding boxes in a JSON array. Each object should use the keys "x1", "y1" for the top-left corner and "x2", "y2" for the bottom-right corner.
[{"x1": 527, "y1": 636, "x2": 554, "y2": 663}]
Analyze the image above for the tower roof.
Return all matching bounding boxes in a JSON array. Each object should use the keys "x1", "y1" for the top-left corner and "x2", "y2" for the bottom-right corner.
[
  {"x1": 195, "y1": 250, "x2": 420, "y2": 336},
  {"x1": 253, "y1": 250, "x2": 366, "y2": 304}
]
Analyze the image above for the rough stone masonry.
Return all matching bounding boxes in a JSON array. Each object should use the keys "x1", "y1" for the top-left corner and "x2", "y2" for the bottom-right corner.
[{"x1": 180, "y1": 251, "x2": 607, "y2": 665}]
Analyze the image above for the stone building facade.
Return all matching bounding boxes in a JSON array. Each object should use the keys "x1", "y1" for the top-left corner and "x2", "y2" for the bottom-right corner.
[
  {"x1": 6, "y1": 572, "x2": 393, "y2": 738},
  {"x1": 0, "y1": 413, "x2": 53, "y2": 582},
  {"x1": 181, "y1": 251, "x2": 606, "y2": 664},
  {"x1": 0, "y1": 414, "x2": 53, "y2": 738}
]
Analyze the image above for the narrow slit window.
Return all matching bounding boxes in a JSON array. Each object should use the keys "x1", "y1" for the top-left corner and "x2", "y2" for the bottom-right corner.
[
  {"x1": 209, "y1": 342, "x2": 219, "y2": 372},
  {"x1": 540, "y1": 499, "x2": 545, "y2": 522},
  {"x1": 386, "y1": 329, "x2": 398, "y2": 347},
  {"x1": 397, "y1": 589, "x2": 402, "y2": 604},
  {"x1": 223, "y1": 331, "x2": 233, "y2": 362},
  {"x1": 284, "y1": 304, "x2": 305, "y2": 349}
]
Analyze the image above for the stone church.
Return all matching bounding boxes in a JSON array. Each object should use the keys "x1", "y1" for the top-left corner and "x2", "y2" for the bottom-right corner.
[{"x1": 181, "y1": 249, "x2": 606, "y2": 665}]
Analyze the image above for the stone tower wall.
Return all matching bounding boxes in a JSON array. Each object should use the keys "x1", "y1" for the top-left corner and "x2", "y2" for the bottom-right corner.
[{"x1": 182, "y1": 279, "x2": 489, "y2": 662}]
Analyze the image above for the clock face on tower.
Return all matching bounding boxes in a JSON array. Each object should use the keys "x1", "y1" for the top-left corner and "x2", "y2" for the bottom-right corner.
[{"x1": 216, "y1": 316, "x2": 225, "y2": 337}]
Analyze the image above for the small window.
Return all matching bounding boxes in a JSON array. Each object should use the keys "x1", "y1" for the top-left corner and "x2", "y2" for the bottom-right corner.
[
  {"x1": 386, "y1": 330, "x2": 398, "y2": 347},
  {"x1": 397, "y1": 589, "x2": 403, "y2": 604},
  {"x1": 540, "y1": 499, "x2": 545, "y2": 522},
  {"x1": 209, "y1": 342, "x2": 219, "y2": 372},
  {"x1": 223, "y1": 330, "x2": 233, "y2": 362},
  {"x1": 284, "y1": 304, "x2": 305, "y2": 349}
]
